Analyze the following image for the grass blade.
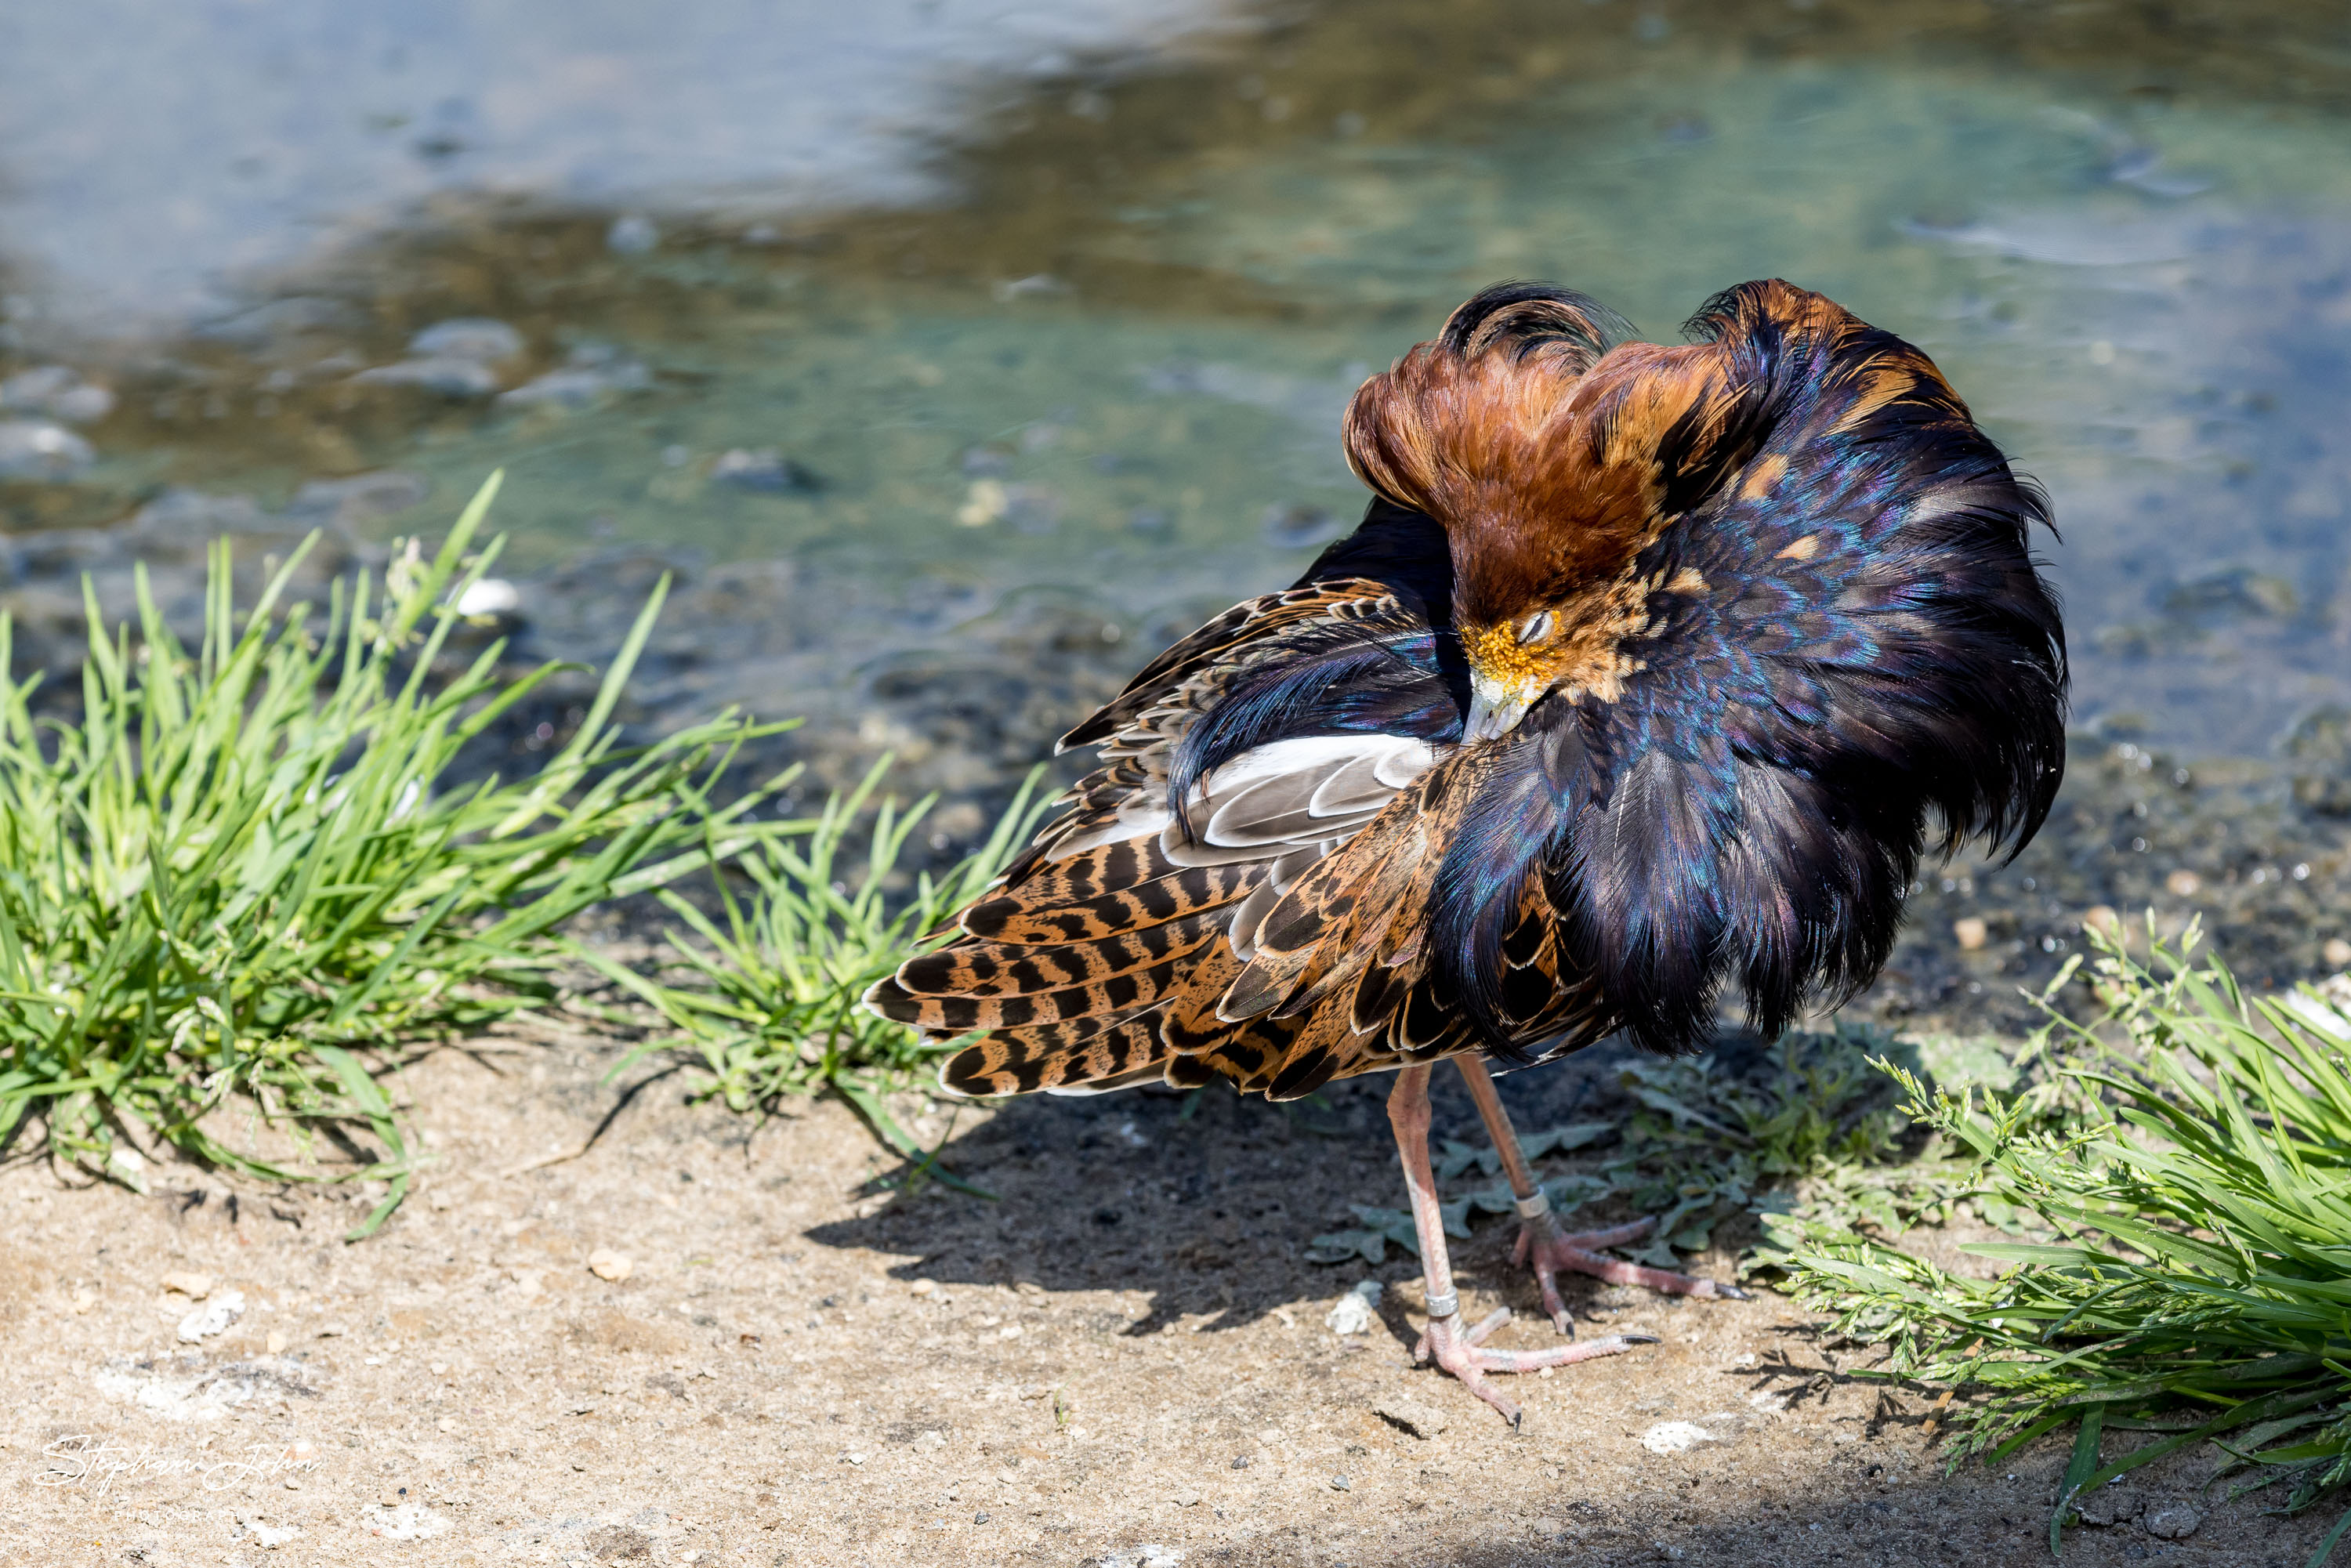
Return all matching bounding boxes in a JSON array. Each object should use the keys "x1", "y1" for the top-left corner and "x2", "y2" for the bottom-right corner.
[{"x1": 2052, "y1": 1403, "x2": 2106, "y2": 1555}]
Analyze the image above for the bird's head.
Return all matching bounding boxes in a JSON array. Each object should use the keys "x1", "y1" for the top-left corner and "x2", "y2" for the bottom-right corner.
[{"x1": 1342, "y1": 282, "x2": 1744, "y2": 743}]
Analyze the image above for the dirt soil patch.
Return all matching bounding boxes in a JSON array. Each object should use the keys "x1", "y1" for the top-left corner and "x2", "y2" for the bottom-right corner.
[{"x1": 0, "y1": 1037, "x2": 2335, "y2": 1567}]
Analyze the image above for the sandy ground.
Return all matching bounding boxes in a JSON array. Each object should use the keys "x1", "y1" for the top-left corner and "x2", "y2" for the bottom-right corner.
[{"x1": 0, "y1": 1033, "x2": 2336, "y2": 1568}]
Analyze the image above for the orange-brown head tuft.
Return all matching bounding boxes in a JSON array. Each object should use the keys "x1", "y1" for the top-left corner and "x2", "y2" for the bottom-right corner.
[{"x1": 1344, "y1": 281, "x2": 1759, "y2": 739}]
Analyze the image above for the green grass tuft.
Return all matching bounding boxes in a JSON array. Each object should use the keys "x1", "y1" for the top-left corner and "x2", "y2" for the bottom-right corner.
[
  {"x1": 1614, "y1": 1024, "x2": 1979, "y2": 1270},
  {"x1": 585, "y1": 759, "x2": 1051, "y2": 1175},
  {"x1": 0, "y1": 473, "x2": 788, "y2": 1233},
  {"x1": 1782, "y1": 920, "x2": 2351, "y2": 1562}
]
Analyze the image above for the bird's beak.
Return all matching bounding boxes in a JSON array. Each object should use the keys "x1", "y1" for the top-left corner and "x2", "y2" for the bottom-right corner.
[{"x1": 1463, "y1": 670, "x2": 1536, "y2": 744}]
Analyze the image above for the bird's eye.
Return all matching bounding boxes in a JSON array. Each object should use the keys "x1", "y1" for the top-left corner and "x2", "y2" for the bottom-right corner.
[{"x1": 1516, "y1": 610, "x2": 1556, "y2": 645}]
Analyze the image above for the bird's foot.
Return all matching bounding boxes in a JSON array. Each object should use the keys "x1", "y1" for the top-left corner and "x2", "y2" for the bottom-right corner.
[
  {"x1": 1512, "y1": 1214, "x2": 1749, "y2": 1334},
  {"x1": 1413, "y1": 1305, "x2": 1655, "y2": 1426}
]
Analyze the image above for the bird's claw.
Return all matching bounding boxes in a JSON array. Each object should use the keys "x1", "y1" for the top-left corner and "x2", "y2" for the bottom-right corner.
[
  {"x1": 1413, "y1": 1305, "x2": 1657, "y2": 1425},
  {"x1": 1510, "y1": 1213, "x2": 1748, "y2": 1331}
]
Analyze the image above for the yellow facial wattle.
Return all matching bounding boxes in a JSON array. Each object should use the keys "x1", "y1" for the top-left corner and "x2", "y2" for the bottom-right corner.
[{"x1": 1461, "y1": 621, "x2": 1556, "y2": 699}]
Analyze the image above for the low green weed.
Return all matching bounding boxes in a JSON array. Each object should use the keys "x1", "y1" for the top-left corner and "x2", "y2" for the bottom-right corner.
[
  {"x1": 1784, "y1": 922, "x2": 2351, "y2": 1562},
  {"x1": 585, "y1": 761, "x2": 1050, "y2": 1172},
  {"x1": 1614, "y1": 1024, "x2": 1981, "y2": 1268},
  {"x1": 0, "y1": 475, "x2": 784, "y2": 1234}
]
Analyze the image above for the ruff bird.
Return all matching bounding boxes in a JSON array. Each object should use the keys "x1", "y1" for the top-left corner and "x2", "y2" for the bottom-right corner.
[{"x1": 868, "y1": 278, "x2": 2067, "y2": 1421}]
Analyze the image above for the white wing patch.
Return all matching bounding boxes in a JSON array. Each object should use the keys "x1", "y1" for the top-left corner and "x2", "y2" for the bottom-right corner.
[
  {"x1": 1033, "y1": 709, "x2": 1442, "y2": 961},
  {"x1": 1158, "y1": 734, "x2": 1440, "y2": 959},
  {"x1": 1039, "y1": 796, "x2": 1176, "y2": 863}
]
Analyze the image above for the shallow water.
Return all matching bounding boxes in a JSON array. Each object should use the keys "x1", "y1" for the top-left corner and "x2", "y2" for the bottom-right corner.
[{"x1": 4, "y1": 0, "x2": 2351, "y2": 762}]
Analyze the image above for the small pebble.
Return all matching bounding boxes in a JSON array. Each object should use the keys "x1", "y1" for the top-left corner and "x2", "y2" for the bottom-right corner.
[
  {"x1": 909, "y1": 1278, "x2": 937, "y2": 1296},
  {"x1": 1, "y1": 366, "x2": 114, "y2": 423},
  {"x1": 1325, "y1": 1280, "x2": 1382, "y2": 1335},
  {"x1": 1951, "y1": 917, "x2": 1988, "y2": 951},
  {"x1": 587, "y1": 1248, "x2": 632, "y2": 1282},
  {"x1": 496, "y1": 361, "x2": 650, "y2": 411},
  {"x1": 608, "y1": 215, "x2": 659, "y2": 254},
  {"x1": 1639, "y1": 1421, "x2": 1715, "y2": 1454},
  {"x1": 2324, "y1": 937, "x2": 2351, "y2": 970},
  {"x1": 70, "y1": 1287, "x2": 97, "y2": 1315},
  {"x1": 1329, "y1": 1474, "x2": 1351, "y2": 1491},
  {"x1": 994, "y1": 273, "x2": 1067, "y2": 301},
  {"x1": 453, "y1": 578, "x2": 521, "y2": 617},
  {"x1": 408, "y1": 318, "x2": 523, "y2": 363},
  {"x1": 353, "y1": 358, "x2": 502, "y2": 397},
  {"x1": 2144, "y1": 1504, "x2": 2201, "y2": 1540},
  {"x1": 2165, "y1": 869, "x2": 2201, "y2": 897},
  {"x1": 958, "y1": 479, "x2": 1009, "y2": 527},
  {"x1": 712, "y1": 447, "x2": 821, "y2": 493},
  {"x1": 160, "y1": 1269, "x2": 213, "y2": 1299},
  {"x1": 176, "y1": 1289, "x2": 244, "y2": 1343},
  {"x1": 0, "y1": 419, "x2": 94, "y2": 480}
]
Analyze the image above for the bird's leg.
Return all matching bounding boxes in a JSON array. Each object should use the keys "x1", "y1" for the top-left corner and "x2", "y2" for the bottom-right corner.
[
  {"x1": 1387, "y1": 1063, "x2": 1654, "y2": 1426},
  {"x1": 1452, "y1": 1056, "x2": 1745, "y2": 1334}
]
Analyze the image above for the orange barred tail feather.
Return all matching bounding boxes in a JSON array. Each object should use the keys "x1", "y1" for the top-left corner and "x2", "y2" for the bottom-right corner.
[
  {"x1": 958, "y1": 862, "x2": 1259, "y2": 944},
  {"x1": 933, "y1": 1006, "x2": 1174, "y2": 1097}
]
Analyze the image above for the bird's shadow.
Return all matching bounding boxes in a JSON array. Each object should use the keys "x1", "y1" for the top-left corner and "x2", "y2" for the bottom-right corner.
[{"x1": 803, "y1": 1042, "x2": 1657, "y2": 1338}]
